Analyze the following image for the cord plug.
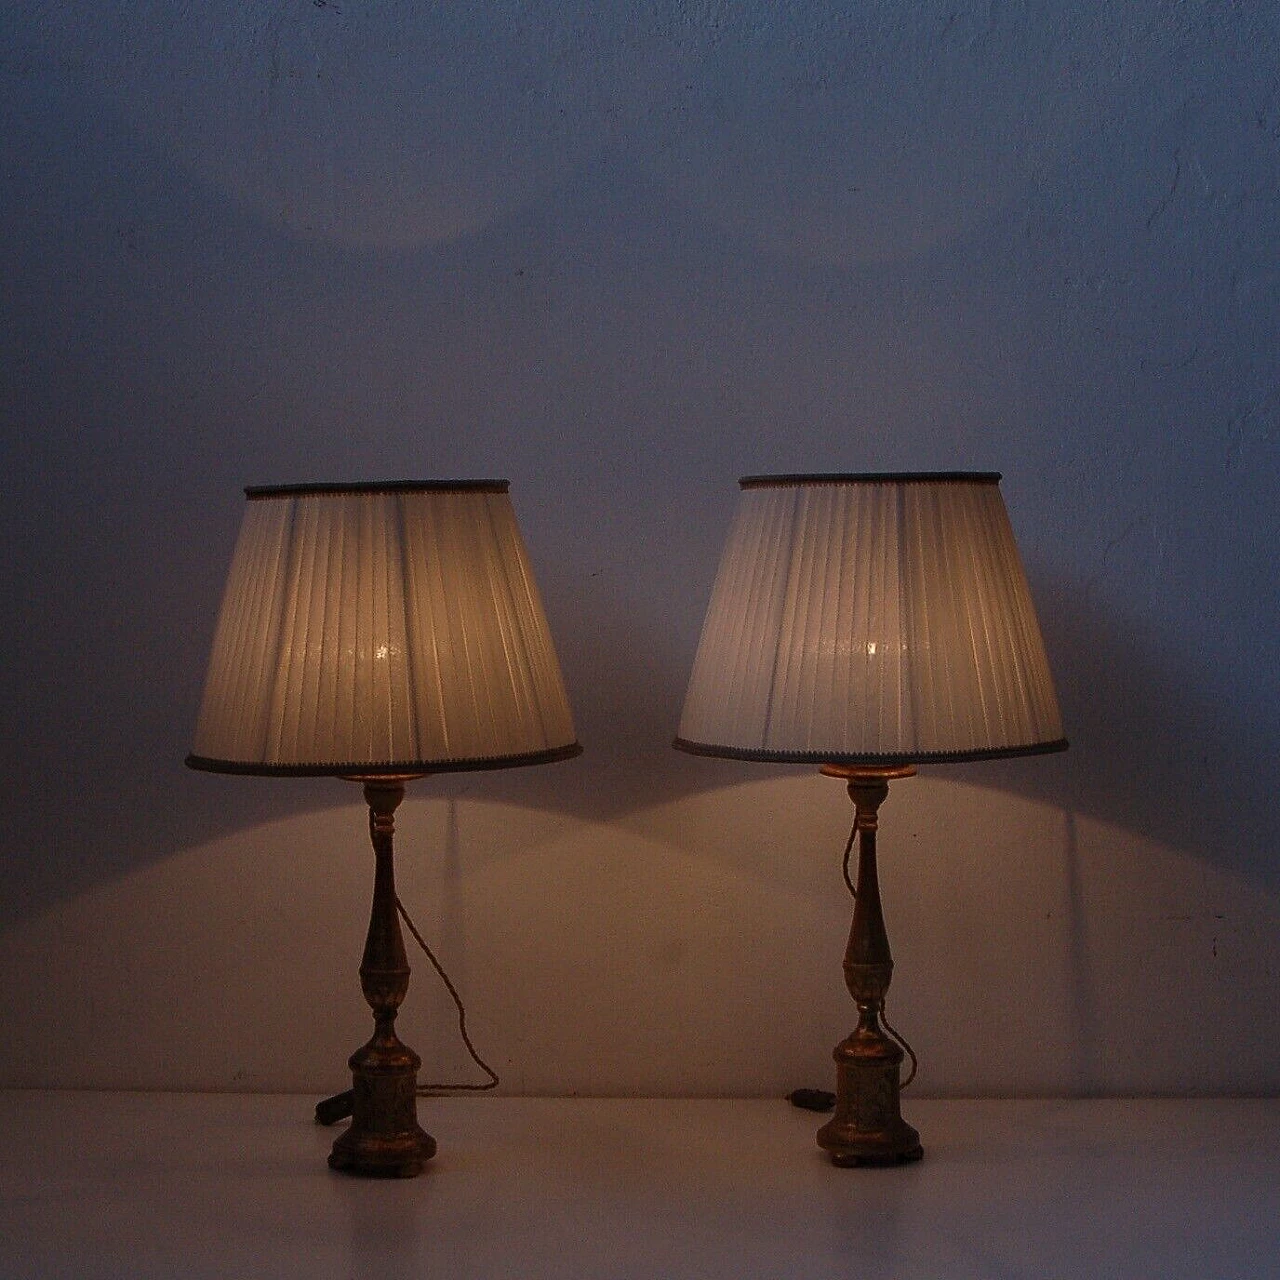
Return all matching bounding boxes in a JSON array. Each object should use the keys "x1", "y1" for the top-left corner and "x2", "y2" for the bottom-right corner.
[
  {"x1": 788, "y1": 1088, "x2": 836, "y2": 1112},
  {"x1": 315, "y1": 1090, "x2": 354, "y2": 1125}
]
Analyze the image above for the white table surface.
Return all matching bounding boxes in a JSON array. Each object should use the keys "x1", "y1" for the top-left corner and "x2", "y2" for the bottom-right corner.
[{"x1": 0, "y1": 1093, "x2": 1276, "y2": 1279}]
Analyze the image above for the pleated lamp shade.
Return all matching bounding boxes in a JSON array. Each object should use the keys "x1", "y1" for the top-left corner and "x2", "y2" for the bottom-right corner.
[
  {"x1": 188, "y1": 481, "x2": 580, "y2": 775},
  {"x1": 675, "y1": 473, "x2": 1066, "y2": 765}
]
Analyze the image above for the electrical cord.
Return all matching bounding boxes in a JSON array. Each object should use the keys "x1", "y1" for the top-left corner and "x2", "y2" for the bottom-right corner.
[
  {"x1": 396, "y1": 895, "x2": 500, "y2": 1094},
  {"x1": 841, "y1": 821, "x2": 858, "y2": 898},
  {"x1": 880, "y1": 1003, "x2": 918, "y2": 1088},
  {"x1": 315, "y1": 895, "x2": 498, "y2": 1126}
]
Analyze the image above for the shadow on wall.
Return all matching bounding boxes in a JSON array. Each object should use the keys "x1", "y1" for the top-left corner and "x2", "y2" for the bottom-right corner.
[
  {"x1": 2, "y1": 11, "x2": 1277, "y2": 925},
  {"x1": 3, "y1": 555, "x2": 1276, "y2": 933},
  {"x1": 966, "y1": 570, "x2": 1280, "y2": 896},
  {"x1": 3, "y1": 776, "x2": 1276, "y2": 1095}
]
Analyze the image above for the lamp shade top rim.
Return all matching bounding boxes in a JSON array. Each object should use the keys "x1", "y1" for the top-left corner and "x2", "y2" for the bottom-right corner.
[
  {"x1": 244, "y1": 480, "x2": 509, "y2": 499},
  {"x1": 738, "y1": 471, "x2": 1002, "y2": 489}
]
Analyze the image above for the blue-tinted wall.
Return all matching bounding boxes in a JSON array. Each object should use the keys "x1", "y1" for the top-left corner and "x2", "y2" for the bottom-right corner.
[{"x1": 1, "y1": 3, "x2": 1276, "y2": 1094}]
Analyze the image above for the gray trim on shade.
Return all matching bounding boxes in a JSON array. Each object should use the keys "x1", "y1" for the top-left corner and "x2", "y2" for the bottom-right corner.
[
  {"x1": 186, "y1": 741, "x2": 583, "y2": 777},
  {"x1": 738, "y1": 472, "x2": 1002, "y2": 489},
  {"x1": 245, "y1": 480, "x2": 510, "y2": 499},
  {"x1": 672, "y1": 736, "x2": 1068, "y2": 767}
]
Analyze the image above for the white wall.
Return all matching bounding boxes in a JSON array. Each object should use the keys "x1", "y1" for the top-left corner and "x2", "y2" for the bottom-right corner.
[{"x1": 1, "y1": 3, "x2": 1277, "y2": 1096}]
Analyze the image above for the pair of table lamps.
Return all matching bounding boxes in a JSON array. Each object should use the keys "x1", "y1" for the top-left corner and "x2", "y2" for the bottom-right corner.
[{"x1": 187, "y1": 474, "x2": 1065, "y2": 1175}]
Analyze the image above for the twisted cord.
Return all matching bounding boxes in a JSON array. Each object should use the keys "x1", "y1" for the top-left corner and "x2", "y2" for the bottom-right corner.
[
  {"x1": 841, "y1": 821, "x2": 858, "y2": 898},
  {"x1": 396, "y1": 896, "x2": 500, "y2": 1093},
  {"x1": 880, "y1": 1003, "x2": 918, "y2": 1089},
  {"x1": 840, "y1": 819, "x2": 918, "y2": 1091}
]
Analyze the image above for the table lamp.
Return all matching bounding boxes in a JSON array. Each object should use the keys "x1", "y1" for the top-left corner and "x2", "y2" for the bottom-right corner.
[
  {"x1": 187, "y1": 481, "x2": 580, "y2": 1177},
  {"x1": 674, "y1": 473, "x2": 1066, "y2": 1166}
]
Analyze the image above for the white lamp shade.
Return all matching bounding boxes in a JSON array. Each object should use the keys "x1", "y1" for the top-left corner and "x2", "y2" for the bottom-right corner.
[
  {"x1": 189, "y1": 481, "x2": 579, "y2": 774},
  {"x1": 676, "y1": 473, "x2": 1065, "y2": 765}
]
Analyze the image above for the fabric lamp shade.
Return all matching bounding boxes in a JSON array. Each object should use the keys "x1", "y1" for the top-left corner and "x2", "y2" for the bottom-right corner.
[
  {"x1": 188, "y1": 481, "x2": 579, "y2": 775},
  {"x1": 675, "y1": 473, "x2": 1065, "y2": 765}
]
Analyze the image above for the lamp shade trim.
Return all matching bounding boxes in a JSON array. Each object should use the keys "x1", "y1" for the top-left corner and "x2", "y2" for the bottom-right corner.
[
  {"x1": 245, "y1": 480, "x2": 509, "y2": 499},
  {"x1": 739, "y1": 472, "x2": 1002, "y2": 489},
  {"x1": 671, "y1": 736, "x2": 1067, "y2": 766},
  {"x1": 186, "y1": 741, "x2": 583, "y2": 777}
]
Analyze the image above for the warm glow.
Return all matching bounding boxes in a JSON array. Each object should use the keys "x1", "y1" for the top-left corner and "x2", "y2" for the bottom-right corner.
[
  {"x1": 190, "y1": 483, "x2": 578, "y2": 771},
  {"x1": 677, "y1": 474, "x2": 1064, "y2": 762}
]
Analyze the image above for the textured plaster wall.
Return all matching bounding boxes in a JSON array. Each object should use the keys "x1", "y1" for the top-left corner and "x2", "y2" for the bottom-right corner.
[{"x1": 1, "y1": 3, "x2": 1277, "y2": 1095}]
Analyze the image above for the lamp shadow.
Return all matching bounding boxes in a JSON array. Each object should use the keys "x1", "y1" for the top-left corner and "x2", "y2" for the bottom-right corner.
[
  {"x1": 1, "y1": 52, "x2": 1274, "y2": 926},
  {"x1": 957, "y1": 569, "x2": 1279, "y2": 896},
  {"x1": 3, "y1": 556, "x2": 1276, "y2": 931}
]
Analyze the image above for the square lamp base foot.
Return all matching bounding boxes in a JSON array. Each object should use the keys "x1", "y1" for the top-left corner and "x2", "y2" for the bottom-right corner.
[
  {"x1": 817, "y1": 1113, "x2": 923, "y2": 1168},
  {"x1": 328, "y1": 1127, "x2": 436, "y2": 1178},
  {"x1": 825, "y1": 1139, "x2": 924, "y2": 1168}
]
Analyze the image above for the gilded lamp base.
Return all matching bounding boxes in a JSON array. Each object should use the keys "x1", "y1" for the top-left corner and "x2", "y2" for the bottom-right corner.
[
  {"x1": 328, "y1": 776, "x2": 437, "y2": 1178},
  {"x1": 328, "y1": 1045, "x2": 436, "y2": 1177},
  {"x1": 816, "y1": 1028, "x2": 922, "y2": 1166},
  {"x1": 818, "y1": 764, "x2": 922, "y2": 1168}
]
